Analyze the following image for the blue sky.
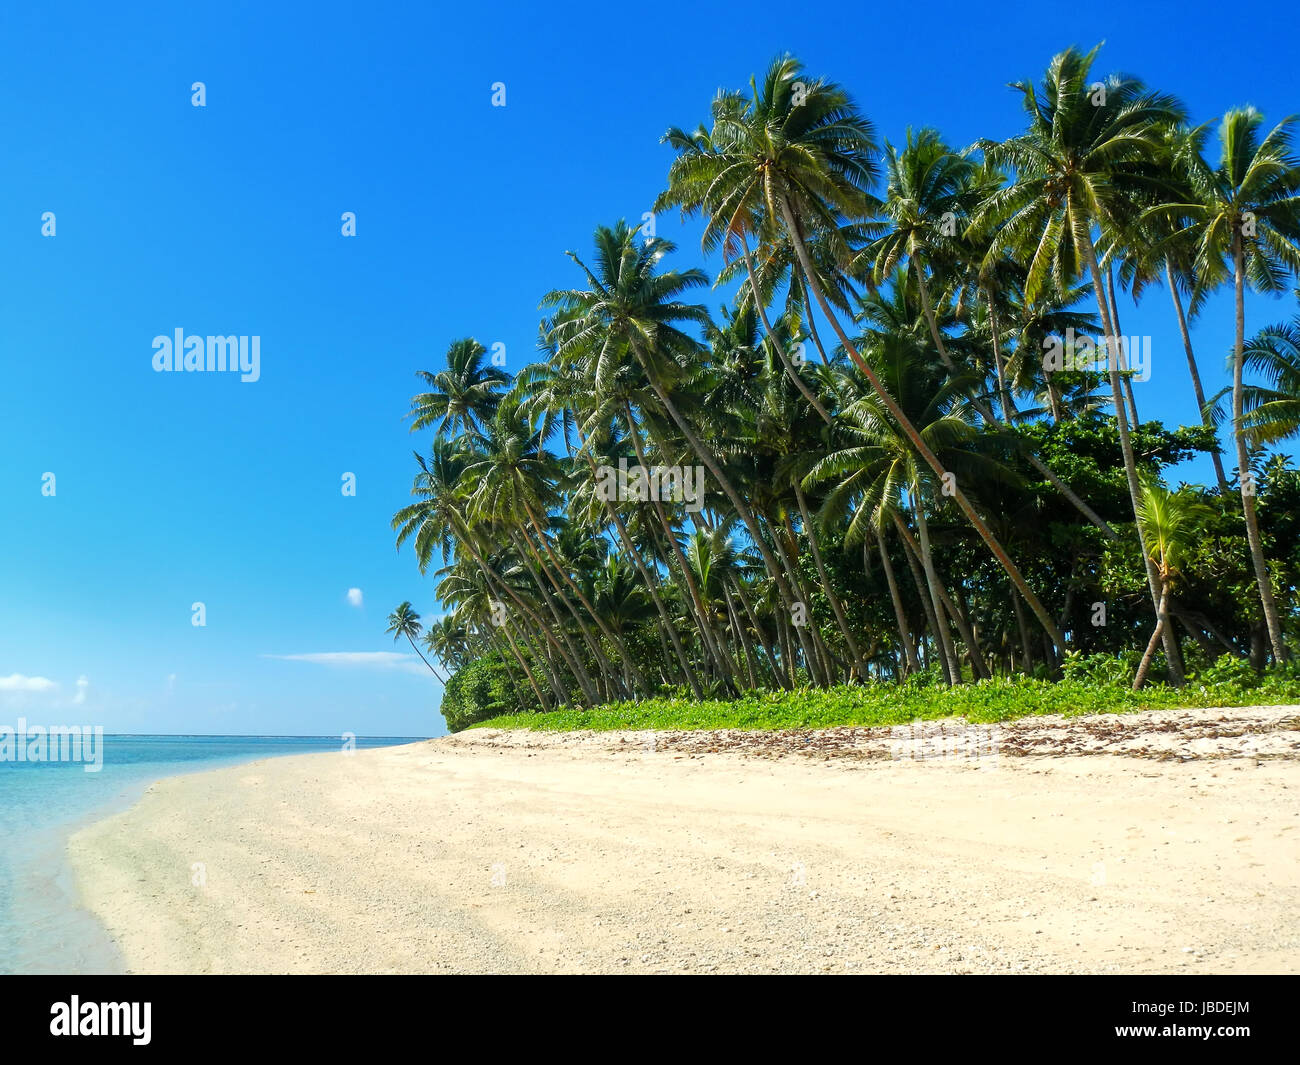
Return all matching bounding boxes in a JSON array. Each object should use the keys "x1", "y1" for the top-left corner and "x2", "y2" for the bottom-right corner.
[{"x1": 0, "y1": 0, "x2": 1296, "y2": 736}]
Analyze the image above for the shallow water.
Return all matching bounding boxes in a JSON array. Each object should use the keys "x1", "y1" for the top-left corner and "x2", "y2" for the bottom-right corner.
[{"x1": 0, "y1": 734, "x2": 424, "y2": 974}]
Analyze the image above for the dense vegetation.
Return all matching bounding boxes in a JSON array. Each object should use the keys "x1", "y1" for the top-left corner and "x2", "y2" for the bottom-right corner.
[
  {"x1": 388, "y1": 47, "x2": 1300, "y2": 732},
  {"x1": 471, "y1": 657, "x2": 1300, "y2": 732}
]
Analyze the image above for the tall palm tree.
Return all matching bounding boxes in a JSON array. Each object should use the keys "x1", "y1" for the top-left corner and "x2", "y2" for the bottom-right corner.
[
  {"x1": 543, "y1": 222, "x2": 815, "y2": 639},
  {"x1": 1126, "y1": 121, "x2": 1230, "y2": 491},
  {"x1": 658, "y1": 55, "x2": 1065, "y2": 652},
  {"x1": 1159, "y1": 108, "x2": 1300, "y2": 661},
  {"x1": 971, "y1": 44, "x2": 1186, "y2": 680}
]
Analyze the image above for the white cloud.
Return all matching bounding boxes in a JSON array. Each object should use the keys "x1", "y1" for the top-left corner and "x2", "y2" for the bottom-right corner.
[
  {"x1": 73, "y1": 675, "x2": 89, "y2": 704},
  {"x1": 262, "y1": 652, "x2": 427, "y2": 677},
  {"x1": 346, "y1": 588, "x2": 364, "y2": 607},
  {"x1": 0, "y1": 673, "x2": 57, "y2": 692}
]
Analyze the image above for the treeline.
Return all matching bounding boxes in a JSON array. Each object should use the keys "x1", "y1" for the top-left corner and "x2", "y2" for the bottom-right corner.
[{"x1": 387, "y1": 47, "x2": 1300, "y2": 729}]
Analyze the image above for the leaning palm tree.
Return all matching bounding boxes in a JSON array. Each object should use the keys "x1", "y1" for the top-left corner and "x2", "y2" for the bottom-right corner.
[
  {"x1": 658, "y1": 55, "x2": 1065, "y2": 653},
  {"x1": 543, "y1": 221, "x2": 816, "y2": 640},
  {"x1": 1132, "y1": 478, "x2": 1211, "y2": 690},
  {"x1": 807, "y1": 333, "x2": 1016, "y2": 685},
  {"x1": 385, "y1": 601, "x2": 446, "y2": 682},
  {"x1": 1156, "y1": 108, "x2": 1300, "y2": 662},
  {"x1": 971, "y1": 44, "x2": 1187, "y2": 681}
]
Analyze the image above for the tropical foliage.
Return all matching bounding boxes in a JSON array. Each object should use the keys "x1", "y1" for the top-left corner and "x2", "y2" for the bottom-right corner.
[{"x1": 390, "y1": 48, "x2": 1300, "y2": 730}]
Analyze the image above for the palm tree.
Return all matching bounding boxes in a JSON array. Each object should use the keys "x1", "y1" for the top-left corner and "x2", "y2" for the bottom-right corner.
[
  {"x1": 1126, "y1": 121, "x2": 1230, "y2": 491},
  {"x1": 393, "y1": 439, "x2": 597, "y2": 705},
  {"x1": 1159, "y1": 108, "x2": 1300, "y2": 661},
  {"x1": 1237, "y1": 314, "x2": 1300, "y2": 449},
  {"x1": 1132, "y1": 478, "x2": 1211, "y2": 690},
  {"x1": 807, "y1": 335, "x2": 1014, "y2": 684},
  {"x1": 543, "y1": 222, "x2": 816, "y2": 645},
  {"x1": 971, "y1": 44, "x2": 1187, "y2": 681},
  {"x1": 385, "y1": 601, "x2": 446, "y2": 682},
  {"x1": 658, "y1": 55, "x2": 1065, "y2": 653},
  {"x1": 408, "y1": 338, "x2": 510, "y2": 438}
]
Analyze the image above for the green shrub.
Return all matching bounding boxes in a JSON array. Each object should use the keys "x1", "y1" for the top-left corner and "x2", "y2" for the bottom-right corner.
[
  {"x1": 468, "y1": 663, "x2": 1300, "y2": 733},
  {"x1": 1061, "y1": 650, "x2": 1139, "y2": 686},
  {"x1": 439, "y1": 653, "x2": 542, "y2": 732}
]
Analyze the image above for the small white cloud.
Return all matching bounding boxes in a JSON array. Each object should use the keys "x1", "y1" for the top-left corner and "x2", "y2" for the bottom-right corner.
[
  {"x1": 346, "y1": 588, "x2": 364, "y2": 607},
  {"x1": 167, "y1": 673, "x2": 177, "y2": 692},
  {"x1": 73, "y1": 675, "x2": 89, "y2": 704},
  {"x1": 262, "y1": 651, "x2": 427, "y2": 676},
  {"x1": 0, "y1": 673, "x2": 57, "y2": 692}
]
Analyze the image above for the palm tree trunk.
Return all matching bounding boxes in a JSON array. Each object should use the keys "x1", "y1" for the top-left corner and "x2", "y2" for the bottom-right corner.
[
  {"x1": 405, "y1": 633, "x2": 447, "y2": 683},
  {"x1": 739, "y1": 233, "x2": 833, "y2": 424},
  {"x1": 1046, "y1": 375, "x2": 1064, "y2": 423},
  {"x1": 456, "y1": 518, "x2": 599, "y2": 704},
  {"x1": 1166, "y1": 261, "x2": 1229, "y2": 491},
  {"x1": 895, "y1": 512, "x2": 954, "y2": 686},
  {"x1": 910, "y1": 491, "x2": 964, "y2": 684},
  {"x1": 777, "y1": 611, "x2": 797, "y2": 686},
  {"x1": 581, "y1": 452, "x2": 702, "y2": 697},
  {"x1": 499, "y1": 618, "x2": 551, "y2": 711},
  {"x1": 732, "y1": 578, "x2": 788, "y2": 689},
  {"x1": 457, "y1": 534, "x2": 586, "y2": 703},
  {"x1": 514, "y1": 524, "x2": 618, "y2": 700},
  {"x1": 1133, "y1": 582, "x2": 1170, "y2": 691},
  {"x1": 781, "y1": 199, "x2": 1066, "y2": 651},
  {"x1": 794, "y1": 482, "x2": 866, "y2": 679},
  {"x1": 776, "y1": 511, "x2": 836, "y2": 686},
  {"x1": 877, "y1": 526, "x2": 920, "y2": 675},
  {"x1": 624, "y1": 404, "x2": 736, "y2": 681},
  {"x1": 521, "y1": 499, "x2": 650, "y2": 692},
  {"x1": 1079, "y1": 228, "x2": 1185, "y2": 685},
  {"x1": 629, "y1": 339, "x2": 813, "y2": 640},
  {"x1": 953, "y1": 582, "x2": 991, "y2": 680},
  {"x1": 725, "y1": 589, "x2": 760, "y2": 689},
  {"x1": 1233, "y1": 236, "x2": 1287, "y2": 662},
  {"x1": 1011, "y1": 589, "x2": 1035, "y2": 673},
  {"x1": 986, "y1": 293, "x2": 1016, "y2": 422},
  {"x1": 1106, "y1": 263, "x2": 1141, "y2": 428},
  {"x1": 892, "y1": 509, "x2": 985, "y2": 675}
]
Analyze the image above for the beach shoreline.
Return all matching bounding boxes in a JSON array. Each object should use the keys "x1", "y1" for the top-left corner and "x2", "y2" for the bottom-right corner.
[{"x1": 69, "y1": 706, "x2": 1300, "y2": 974}]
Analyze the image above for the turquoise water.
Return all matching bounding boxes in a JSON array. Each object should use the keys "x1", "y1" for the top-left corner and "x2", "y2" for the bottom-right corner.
[{"x1": 0, "y1": 734, "x2": 424, "y2": 974}]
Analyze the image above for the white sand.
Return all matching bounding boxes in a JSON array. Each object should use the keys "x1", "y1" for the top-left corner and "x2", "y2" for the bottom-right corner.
[{"x1": 68, "y1": 705, "x2": 1300, "y2": 974}]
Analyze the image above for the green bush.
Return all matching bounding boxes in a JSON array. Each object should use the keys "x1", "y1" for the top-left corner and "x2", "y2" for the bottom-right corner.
[
  {"x1": 439, "y1": 653, "x2": 542, "y2": 732},
  {"x1": 468, "y1": 664, "x2": 1300, "y2": 733},
  {"x1": 1061, "y1": 650, "x2": 1140, "y2": 686}
]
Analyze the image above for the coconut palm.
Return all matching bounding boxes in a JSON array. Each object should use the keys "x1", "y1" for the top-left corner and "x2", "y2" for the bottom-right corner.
[
  {"x1": 543, "y1": 222, "x2": 814, "y2": 639},
  {"x1": 1132, "y1": 477, "x2": 1211, "y2": 690},
  {"x1": 385, "y1": 601, "x2": 446, "y2": 682},
  {"x1": 1156, "y1": 108, "x2": 1300, "y2": 661},
  {"x1": 659, "y1": 55, "x2": 1065, "y2": 652},
  {"x1": 971, "y1": 44, "x2": 1187, "y2": 681},
  {"x1": 408, "y1": 338, "x2": 510, "y2": 438},
  {"x1": 1237, "y1": 315, "x2": 1300, "y2": 449}
]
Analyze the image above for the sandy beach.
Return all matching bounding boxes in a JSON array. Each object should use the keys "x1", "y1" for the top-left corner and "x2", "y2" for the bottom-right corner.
[{"x1": 68, "y1": 706, "x2": 1300, "y2": 974}]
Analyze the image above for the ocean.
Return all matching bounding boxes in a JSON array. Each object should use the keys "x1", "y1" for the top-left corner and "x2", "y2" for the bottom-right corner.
[{"x1": 0, "y1": 734, "x2": 424, "y2": 974}]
